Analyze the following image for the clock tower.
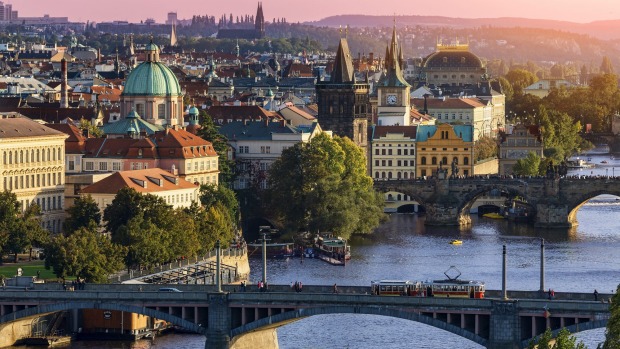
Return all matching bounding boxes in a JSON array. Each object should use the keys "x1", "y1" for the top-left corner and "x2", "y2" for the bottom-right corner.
[{"x1": 376, "y1": 24, "x2": 411, "y2": 126}]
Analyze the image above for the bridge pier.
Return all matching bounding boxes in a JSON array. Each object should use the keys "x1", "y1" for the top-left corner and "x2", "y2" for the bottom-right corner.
[
  {"x1": 205, "y1": 293, "x2": 232, "y2": 349},
  {"x1": 534, "y1": 202, "x2": 574, "y2": 229},
  {"x1": 488, "y1": 300, "x2": 521, "y2": 349},
  {"x1": 425, "y1": 203, "x2": 470, "y2": 226}
]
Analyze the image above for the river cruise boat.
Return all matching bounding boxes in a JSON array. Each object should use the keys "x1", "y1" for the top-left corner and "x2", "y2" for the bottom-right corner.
[{"x1": 314, "y1": 234, "x2": 351, "y2": 262}]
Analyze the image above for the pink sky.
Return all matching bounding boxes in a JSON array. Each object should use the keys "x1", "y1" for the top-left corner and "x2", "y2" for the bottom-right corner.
[{"x1": 14, "y1": 0, "x2": 620, "y2": 24}]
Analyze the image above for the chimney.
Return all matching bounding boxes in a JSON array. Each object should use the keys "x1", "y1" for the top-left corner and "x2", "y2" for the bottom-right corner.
[{"x1": 60, "y1": 58, "x2": 68, "y2": 108}]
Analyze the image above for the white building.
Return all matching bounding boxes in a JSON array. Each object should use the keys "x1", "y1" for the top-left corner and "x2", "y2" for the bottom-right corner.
[{"x1": 0, "y1": 114, "x2": 68, "y2": 232}]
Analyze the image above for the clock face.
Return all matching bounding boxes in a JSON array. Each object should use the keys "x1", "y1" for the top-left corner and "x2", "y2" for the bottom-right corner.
[{"x1": 386, "y1": 94, "x2": 397, "y2": 105}]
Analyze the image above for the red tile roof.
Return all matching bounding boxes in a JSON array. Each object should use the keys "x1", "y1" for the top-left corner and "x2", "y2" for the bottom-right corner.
[
  {"x1": 80, "y1": 168, "x2": 198, "y2": 195},
  {"x1": 373, "y1": 125, "x2": 418, "y2": 139}
]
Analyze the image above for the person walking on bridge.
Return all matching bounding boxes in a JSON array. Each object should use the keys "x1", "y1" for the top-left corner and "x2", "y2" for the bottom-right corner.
[
  {"x1": 333, "y1": 283, "x2": 338, "y2": 294},
  {"x1": 594, "y1": 289, "x2": 599, "y2": 301}
]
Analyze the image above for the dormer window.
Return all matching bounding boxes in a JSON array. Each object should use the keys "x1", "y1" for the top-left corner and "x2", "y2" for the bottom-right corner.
[{"x1": 138, "y1": 149, "x2": 143, "y2": 158}]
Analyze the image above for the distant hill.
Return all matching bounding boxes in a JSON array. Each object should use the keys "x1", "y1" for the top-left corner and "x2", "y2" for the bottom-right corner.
[{"x1": 305, "y1": 15, "x2": 620, "y2": 41}]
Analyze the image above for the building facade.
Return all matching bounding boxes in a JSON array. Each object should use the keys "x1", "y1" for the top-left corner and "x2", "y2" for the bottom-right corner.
[
  {"x1": 370, "y1": 125, "x2": 417, "y2": 180},
  {"x1": 416, "y1": 124, "x2": 474, "y2": 178},
  {"x1": 498, "y1": 124, "x2": 543, "y2": 175},
  {"x1": 0, "y1": 115, "x2": 68, "y2": 232}
]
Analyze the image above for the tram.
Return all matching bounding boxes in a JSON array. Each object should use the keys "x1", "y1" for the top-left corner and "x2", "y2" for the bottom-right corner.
[{"x1": 371, "y1": 267, "x2": 485, "y2": 299}]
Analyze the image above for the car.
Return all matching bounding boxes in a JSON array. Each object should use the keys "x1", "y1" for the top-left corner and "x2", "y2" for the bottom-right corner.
[{"x1": 158, "y1": 287, "x2": 182, "y2": 292}]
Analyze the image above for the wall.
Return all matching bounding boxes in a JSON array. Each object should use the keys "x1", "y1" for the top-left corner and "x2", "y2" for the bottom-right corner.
[
  {"x1": 474, "y1": 158, "x2": 498, "y2": 175},
  {"x1": 0, "y1": 318, "x2": 37, "y2": 348}
]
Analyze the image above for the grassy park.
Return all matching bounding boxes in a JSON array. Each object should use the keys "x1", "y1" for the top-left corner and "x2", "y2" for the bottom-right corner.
[{"x1": 0, "y1": 257, "x2": 59, "y2": 281}]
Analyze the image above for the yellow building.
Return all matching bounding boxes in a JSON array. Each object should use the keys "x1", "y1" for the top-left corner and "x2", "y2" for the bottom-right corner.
[
  {"x1": 0, "y1": 114, "x2": 68, "y2": 233},
  {"x1": 415, "y1": 124, "x2": 474, "y2": 178}
]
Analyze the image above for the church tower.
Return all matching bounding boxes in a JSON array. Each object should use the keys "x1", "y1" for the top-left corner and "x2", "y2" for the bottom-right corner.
[
  {"x1": 255, "y1": 2, "x2": 265, "y2": 35},
  {"x1": 316, "y1": 37, "x2": 370, "y2": 150},
  {"x1": 376, "y1": 23, "x2": 411, "y2": 126}
]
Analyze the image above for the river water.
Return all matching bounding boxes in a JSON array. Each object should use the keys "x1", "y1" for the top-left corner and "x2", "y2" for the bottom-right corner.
[{"x1": 9, "y1": 150, "x2": 620, "y2": 349}]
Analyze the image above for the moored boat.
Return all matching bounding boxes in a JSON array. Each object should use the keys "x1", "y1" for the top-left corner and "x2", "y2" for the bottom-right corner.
[
  {"x1": 482, "y1": 212, "x2": 505, "y2": 219},
  {"x1": 246, "y1": 242, "x2": 295, "y2": 259},
  {"x1": 314, "y1": 234, "x2": 351, "y2": 263}
]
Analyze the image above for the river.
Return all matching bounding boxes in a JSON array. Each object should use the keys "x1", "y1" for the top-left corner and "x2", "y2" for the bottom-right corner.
[{"x1": 9, "y1": 150, "x2": 620, "y2": 349}]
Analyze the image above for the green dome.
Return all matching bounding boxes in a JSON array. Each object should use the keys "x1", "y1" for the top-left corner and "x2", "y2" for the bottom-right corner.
[
  {"x1": 189, "y1": 106, "x2": 199, "y2": 115},
  {"x1": 122, "y1": 62, "x2": 182, "y2": 97}
]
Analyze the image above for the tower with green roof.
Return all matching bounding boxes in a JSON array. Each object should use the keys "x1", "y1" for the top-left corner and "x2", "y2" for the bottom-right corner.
[{"x1": 120, "y1": 41, "x2": 184, "y2": 128}]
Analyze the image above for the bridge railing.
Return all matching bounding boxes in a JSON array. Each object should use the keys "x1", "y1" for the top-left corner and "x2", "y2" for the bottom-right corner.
[{"x1": 106, "y1": 246, "x2": 247, "y2": 284}]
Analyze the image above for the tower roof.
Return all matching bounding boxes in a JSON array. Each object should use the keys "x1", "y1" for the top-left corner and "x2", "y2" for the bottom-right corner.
[
  {"x1": 379, "y1": 23, "x2": 410, "y2": 87},
  {"x1": 330, "y1": 38, "x2": 355, "y2": 83}
]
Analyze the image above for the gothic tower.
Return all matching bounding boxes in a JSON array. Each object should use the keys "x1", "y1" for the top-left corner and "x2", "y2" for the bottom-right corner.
[
  {"x1": 376, "y1": 22, "x2": 411, "y2": 126},
  {"x1": 255, "y1": 2, "x2": 265, "y2": 34},
  {"x1": 316, "y1": 38, "x2": 370, "y2": 151}
]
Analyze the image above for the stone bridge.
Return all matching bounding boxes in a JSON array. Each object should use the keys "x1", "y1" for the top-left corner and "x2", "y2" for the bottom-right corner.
[
  {"x1": 0, "y1": 284, "x2": 611, "y2": 349},
  {"x1": 374, "y1": 177, "x2": 620, "y2": 228}
]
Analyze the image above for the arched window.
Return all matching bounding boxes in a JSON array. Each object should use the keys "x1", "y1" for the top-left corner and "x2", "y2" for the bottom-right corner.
[
  {"x1": 464, "y1": 157, "x2": 469, "y2": 165},
  {"x1": 421, "y1": 157, "x2": 427, "y2": 165},
  {"x1": 8, "y1": 151, "x2": 12, "y2": 164},
  {"x1": 57, "y1": 148, "x2": 62, "y2": 161},
  {"x1": 37, "y1": 149, "x2": 40, "y2": 162},
  {"x1": 382, "y1": 172, "x2": 386, "y2": 179},
  {"x1": 403, "y1": 172, "x2": 408, "y2": 179},
  {"x1": 388, "y1": 172, "x2": 393, "y2": 179},
  {"x1": 47, "y1": 148, "x2": 51, "y2": 162},
  {"x1": 397, "y1": 194, "x2": 402, "y2": 200},
  {"x1": 3, "y1": 152, "x2": 6, "y2": 165},
  {"x1": 19, "y1": 150, "x2": 23, "y2": 163},
  {"x1": 453, "y1": 157, "x2": 459, "y2": 165},
  {"x1": 375, "y1": 172, "x2": 379, "y2": 178},
  {"x1": 31, "y1": 150, "x2": 34, "y2": 162},
  {"x1": 432, "y1": 157, "x2": 437, "y2": 165},
  {"x1": 442, "y1": 157, "x2": 448, "y2": 165},
  {"x1": 397, "y1": 172, "x2": 402, "y2": 179}
]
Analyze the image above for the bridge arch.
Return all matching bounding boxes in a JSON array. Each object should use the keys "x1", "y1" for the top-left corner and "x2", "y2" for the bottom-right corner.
[
  {"x1": 567, "y1": 189, "x2": 620, "y2": 225},
  {"x1": 519, "y1": 319, "x2": 608, "y2": 349},
  {"x1": 458, "y1": 184, "x2": 532, "y2": 218},
  {"x1": 230, "y1": 306, "x2": 487, "y2": 347},
  {"x1": 0, "y1": 301, "x2": 206, "y2": 335}
]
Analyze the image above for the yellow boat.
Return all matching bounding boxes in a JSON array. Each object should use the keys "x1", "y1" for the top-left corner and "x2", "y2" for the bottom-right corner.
[
  {"x1": 449, "y1": 239, "x2": 463, "y2": 245},
  {"x1": 482, "y1": 212, "x2": 505, "y2": 219}
]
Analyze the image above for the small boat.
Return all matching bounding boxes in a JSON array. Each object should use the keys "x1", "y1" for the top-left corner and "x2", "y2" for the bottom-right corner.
[
  {"x1": 449, "y1": 239, "x2": 463, "y2": 245},
  {"x1": 314, "y1": 234, "x2": 351, "y2": 264},
  {"x1": 601, "y1": 160, "x2": 608, "y2": 164},
  {"x1": 482, "y1": 212, "x2": 505, "y2": 219}
]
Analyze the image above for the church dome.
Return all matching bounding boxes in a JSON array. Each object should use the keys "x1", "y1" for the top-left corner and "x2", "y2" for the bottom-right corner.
[
  {"x1": 122, "y1": 42, "x2": 182, "y2": 97},
  {"x1": 423, "y1": 50, "x2": 483, "y2": 70}
]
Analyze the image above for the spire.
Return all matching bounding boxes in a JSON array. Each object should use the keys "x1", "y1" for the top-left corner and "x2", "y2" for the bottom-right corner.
[
  {"x1": 255, "y1": 2, "x2": 265, "y2": 32},
  {"x1": 170, "y1": 22, "x2": 178, "y2": 47},
  {"x1": 331, "y1": 38, "x2": 355, "y2": 83},
  {"x1": 379, "y1": 19, "x2": 410, "y2": 88}
]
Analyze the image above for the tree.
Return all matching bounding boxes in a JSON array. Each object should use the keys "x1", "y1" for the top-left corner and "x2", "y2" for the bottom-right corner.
[
  {"x1": 602, "y1": 284, "x2": 620, "y2": 349},
  {"x1": 63, "y1": 195, "x2": 101, "y2": 234},
  {"x1": 78, "y1": 118, "x2": 103, "y2": 138},
  {"x1": 197, "y1": 111, "x2": 235, "y2": 184},
  {"x1": 505, "y1": 69, "x2": 538, "y2": 96},
  {"x1": 600, "y1": 56, "x2": 614, "y2": 75},
  {"x1": 527, "y1": 328, "x2": 586, "y2": 349},
  {"x1": 538, "y1": 107, "x2": 583, "y2": 160},
  {"x1": 0, "y1": 191, "x2": 49, "y2": 263},
  {"x1": 474, "y1": 136, "x2": 498, "y2": 162},
  {"x1": 513, "y1": 151, "x2": 541, "y2": 176},
  {"x1": 265, "y1": 134, "x2": 384, "y2": 238},
  {"x1": 200, "y1": 184, "x2": 240, "y2": 228},
  {"x1": 45, "y1": 227, "x2": 126, "y2": 283}
]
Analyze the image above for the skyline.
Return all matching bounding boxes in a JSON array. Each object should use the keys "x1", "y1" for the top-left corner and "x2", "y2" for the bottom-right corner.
[{"x1": 15, "y1": 0, "x2": 620, "y2": 24}]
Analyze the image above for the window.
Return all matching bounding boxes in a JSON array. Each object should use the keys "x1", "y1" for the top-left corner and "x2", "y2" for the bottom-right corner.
[
  {"x1": 135, "y1": 103, "x2": 145, "y2": 116},
  {"x1": 113, "y1": 162, "x2": 121, "y2": 171},
  {"x1": 464, "y1": 157, "x2": 469, "y2": 165},
  {"x1": 421, "y1": 157, "x2": 426, "y2": 165},
  {"x1": 158, "y1": 104, "x2": 166, "y2": 119},
  {"x1": 99, "y1": 162, "x2": 107, "y2": 171},
  {"x1": 432, "y1": 157, "x2": 437, "y2": 165},
  {"x1": 375, "y1": 160, "x2": 379, "y2": 166},
  {"x1": 375, "y1": 149, "x2": 379, "y2": 155},
  {"x1": 85, "y1": 162, "x2": 94, "y2": 171},
  {"x1": 68, "y1": 160, "x2": 75, "y2": 171}
]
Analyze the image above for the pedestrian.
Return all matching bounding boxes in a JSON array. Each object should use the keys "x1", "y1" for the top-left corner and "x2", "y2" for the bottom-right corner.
[
  {"x1": 1, "y1": 277, "x2": 5, "y2": 290},
  {"x1": 548, "y1": 288, "x2": 552, "y2": 300},
  {"x1": 594, "y1": 289, "x2": 599, "y2": 301},
  {"x1": 333, "y1": 283, "x2": 338, "y2": 294}
]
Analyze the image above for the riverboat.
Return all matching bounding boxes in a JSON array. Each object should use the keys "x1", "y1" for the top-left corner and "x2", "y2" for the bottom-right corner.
[
  {"x1": 314, "y1": 234, "x2": 351, "y2": 261},
  {"x1": 449, "y1": 239, "x2": 463, "y2": 245},
  {"x1": 246, "y1": 242, "x2": 295, "y2": 259},
  {"x1": 482, "y1": 212, "x2": 505, "y2": 219},
  {"x1": 566, "y1": 159, "x2": 593, "y2": 168}
]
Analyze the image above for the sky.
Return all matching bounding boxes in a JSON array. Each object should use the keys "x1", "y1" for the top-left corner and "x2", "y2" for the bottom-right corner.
[{"x1": 12, "y1": 0, "x2": 620, "y2": 24}]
